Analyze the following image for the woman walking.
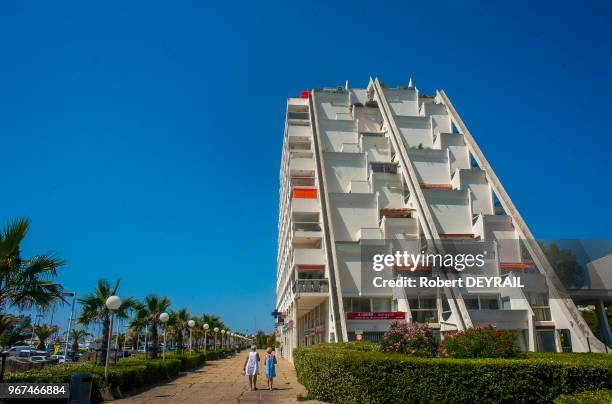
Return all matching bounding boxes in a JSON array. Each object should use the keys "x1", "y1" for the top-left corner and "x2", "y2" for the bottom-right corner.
[
  {"x1": 264, "y1": 347, "x2": 277, "y2": 391},
  {"x1": 243, "y1": 345, "x2": 260, "y2": 391}
]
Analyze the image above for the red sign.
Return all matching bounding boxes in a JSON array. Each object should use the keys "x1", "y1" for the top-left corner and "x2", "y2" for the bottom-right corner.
[{"x1": 346, "y1": 312, "x2": 406, "y2": 320}]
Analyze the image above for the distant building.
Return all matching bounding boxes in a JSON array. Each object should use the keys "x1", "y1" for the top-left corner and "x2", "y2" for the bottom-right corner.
[{"x1": 275, "y1": 79, "x2": 607, "y2": 361}]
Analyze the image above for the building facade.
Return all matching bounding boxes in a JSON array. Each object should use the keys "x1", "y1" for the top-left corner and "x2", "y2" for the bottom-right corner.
[{"x1": 275, "y1": 78, "x2": 606, "y2": 361}]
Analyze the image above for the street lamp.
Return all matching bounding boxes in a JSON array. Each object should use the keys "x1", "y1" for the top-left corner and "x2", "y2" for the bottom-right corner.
[
  {"x1": 203, "y1": 324, "x2": 209, "y2": 353},
  {"x1": 188, "y1": 320, "x2": 195, "y2": 352},
  {"x1": 63, "y1": 292, "x2": 76, "y2": 358},
  {"x1": 221, "y1": 330, "x2": 226, "y2": 350},
  {"x1": 213, "y1": 327, "x2": 219, "y2": 350},
  {"x1": 104, "y1": 295, "x2": 122, "y2": 379},
  {"x1": 159, "y1": 312, "x2": 169, "y2": 360}
]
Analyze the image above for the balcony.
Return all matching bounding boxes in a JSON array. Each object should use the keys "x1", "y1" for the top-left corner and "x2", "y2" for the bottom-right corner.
[
  {"x1": 293, "y1": 279, "x2": 329, "y2": 294},
  {"x1": 294, "y1": 279, "x2": 329, "y2": 317},
  {"x1": 291, "y1": 176, "x2": 315, "y2": 187},
  {"x1": 290, "y1": 158, "x2": 315, "y2": 174},
  {"x1": 293, "y1": 248, "x2": 325, "y2": 268},
  {"x1": 292, "y1": 221, "x2": 322, "y2": 247}
]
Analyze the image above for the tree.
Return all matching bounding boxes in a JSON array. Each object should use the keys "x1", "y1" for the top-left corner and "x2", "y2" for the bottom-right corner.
[
  {"x1": 34, "y1": 324, "x2": 58, "y2": 350},
  {"x1": 77, "y1": 279, "x2": 136, "y2": 363},
  {"x1": 0, "y1": 315, "x2": 31, "y2": 349},
  {"x1": 0, "y1": 218, "x2": 66, "y2": 313},
  {"x1": 543, "y1": 243, "x2": 584, "y2": 288},
  {"x1": 68, "y1": 329, "x2": 91, "y2": 353},
  {"x1": 254, "y1": 330, "x2": 275, "y2": 349},
  {"x1": 128, "y1": 304, "x2": 149, "y2": 351},
  {"x1": 169, "y1": 308, "x2": 190, "y2": 353},
  {"x1": 142, "y1": 295, "x2": 171, "y2": 359}
]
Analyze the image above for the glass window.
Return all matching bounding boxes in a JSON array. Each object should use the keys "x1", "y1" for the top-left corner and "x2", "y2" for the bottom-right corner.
[
  {"x1": 411, "y1": 310, "x2": 438, "y2": 323},
  {"x1": 372, "y1": 298, "x2": 391, "y2": 312},
  {"x1": 354, "y1": 298, "x2": 371, "y2": 312},
  {"x1": 464, "y1": 298, "x2": 479, "y2": 310},
  {"x1": 420, "y1": 298, "x2": 437, "y2": 309},
  {"x1": 343, "y1": 298, "x2": 352, "y2": 312},
  {"x1": 501, "y1": 297, "x2": 511, "y2": 310},
  {"x1": 482, "y1": 298, "x2": 499, "y2": 310},
  {"x1": 536, "y1": 330, "x2": 556, "y2": 352}
]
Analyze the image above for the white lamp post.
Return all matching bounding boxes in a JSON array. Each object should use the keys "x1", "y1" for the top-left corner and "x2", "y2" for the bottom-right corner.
[
  {"x1": 213, "y1": 327, "x2": 219, "y2": 350},
  {"x1": 104, "y1": 295, "x2": 122, "y2": 379},
  {"x1": 221, "y1": 330, "x2": 226, "y2": 350},
  {"x1": 159, "y1": 312, "x2": 169, "y2": 360},
  {"x1": 188, "y1": 320, "x2": 195, "y2": 353},
  {"x1": 203, "y1": 324, "x2": 209, "y2": 353}
]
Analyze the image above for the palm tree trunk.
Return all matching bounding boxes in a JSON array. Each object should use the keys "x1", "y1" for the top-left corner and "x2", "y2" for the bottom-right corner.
[
  {"x1": 177, "y1": 331, "x2": 183, "y2": 353},
  {"x1": 101, "y1": 315, "x2": 110, "y2": 364},
  {"x1": 151, "y1": 320, "x2": 158, "y2": 359}
]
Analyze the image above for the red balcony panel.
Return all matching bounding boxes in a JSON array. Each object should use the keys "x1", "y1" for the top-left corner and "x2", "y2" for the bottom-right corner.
[
  {"x1": 297, "y1": 264, "x2": 325, "y2": 271},
  {"x1": 293, "y1": 187, "x2": 318, "y2": 199},
  {"x1": 500, "y1": 262, "x2": 536, "y2": 270}
]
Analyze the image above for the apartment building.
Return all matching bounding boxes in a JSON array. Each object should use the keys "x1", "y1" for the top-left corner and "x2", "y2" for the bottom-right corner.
[{"x1": 275, "y1": 78, "x2": 606, "y2": 361}]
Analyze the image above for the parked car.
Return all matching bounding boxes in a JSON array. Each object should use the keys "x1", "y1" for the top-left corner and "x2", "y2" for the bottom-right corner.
[
  {"x1": 50, "y1": 354, "x2": 66, "y2": 364},
  {"x1": 29, "y1": 355, "x2": 50, "y2": 364},
  {"x1": 3, "y1": 346, "x2": 32, "y2": 357}
]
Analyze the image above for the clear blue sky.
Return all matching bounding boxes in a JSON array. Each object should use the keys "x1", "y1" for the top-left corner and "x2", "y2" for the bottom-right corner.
[{"x1": 1, "y1": 1, "x2": 611, "y2": 334}]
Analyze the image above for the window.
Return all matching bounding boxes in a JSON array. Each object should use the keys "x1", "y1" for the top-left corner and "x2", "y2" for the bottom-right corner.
[
  {"x1": 370, "y1": 162, "x2": 397, "y2": 174},
  {"x1": 536, "y1": 330, "x2": 556, "y2": 352},
  {"x1": 526, "y1": 292, "x2": 552, "y2": 321},
  {"x1": 343, "y1": 297, "x2": 393, "y2": 313},
  {"x1": 464, "y1": 295, "x2": 500, "y2": 310},
  {"x1": 372, "y1": 298, "x2": 392, "y2": 312},
  {"x1": 501, "y1": 297, "x2": 511, "y2": 310},
  {"x1": 409, "y1": 296, "x2": 438, "y2": 323},
  {"x1": 343, "y1": 297, "x2": 371, "y2": 312},
  {"x1": 558, "y1": 329, "x2": 572, "y2": 352}
]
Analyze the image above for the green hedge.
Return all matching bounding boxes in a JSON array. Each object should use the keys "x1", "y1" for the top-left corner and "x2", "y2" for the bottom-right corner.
[
  {"x1": 554, "y1": 389, "x2": 612, "y2": 403},
  {"x1": 163, "y1": 352, "x2": 207, "y2": 371},
  {"x1": 4, "y1": 362, "x2": 105, "y2": 403},
  {"x1": 294, "y1": 344, "x2": 612, "y2": 404},
  {"x1": 204, "y1": 349, "x2": 225, "y2": 361},
  {"x1": 4, "y1": 353, "x2": 205, "y2": 403}
]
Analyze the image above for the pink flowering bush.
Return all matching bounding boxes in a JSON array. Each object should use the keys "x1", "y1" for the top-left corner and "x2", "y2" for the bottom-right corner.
[
  {"x1": 380, "y1": 321, "x2": 437, "y2": 357},
  {"x1": 439, "y1": 325, "x2": 522, "y2": 358}
]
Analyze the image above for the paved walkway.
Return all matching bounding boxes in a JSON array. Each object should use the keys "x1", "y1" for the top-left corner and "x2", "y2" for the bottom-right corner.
[{"x1": 115, "y1": 351, "x2": 319, "y2": 404}]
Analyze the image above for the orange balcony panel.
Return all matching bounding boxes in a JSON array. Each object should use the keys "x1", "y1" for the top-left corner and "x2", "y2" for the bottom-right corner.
[
  {"x1": 500, "y1": 262, "x2": 536, "y2": 270},
  {"x1": 297, "y1": 264, "x2": 325, "y2": 271},
  {"x1": 293, "y1": 188, "x2": 317, "y2": 199},
  {"x1": 420, "y1": 183, "x2": 452, "y2": 190}
]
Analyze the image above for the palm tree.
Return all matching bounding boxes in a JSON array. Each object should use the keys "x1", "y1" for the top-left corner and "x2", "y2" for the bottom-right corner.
[
  {"x1": 34, "y1": 324, "x2": 58, "y2": 350},
  {"x1": 0, "y1": 218, "x2": 66, "y2": 313},
  {"x1": 170, "y1": 308, "x2": 190, "y2": 353},
  {"x1": 77, "y1": 279, "x2": 137, "y2": 363},
  {"x1": 128, "y1": 304, "x2": 149, "y2": 351},
  {"x1": 200, "y1": 314, "x2": 225, "y2": 350},
  {"x1": 142, "y1": 295, "x2": 170, "y2": 359},
  {"x1": 0, "y1": 315, "x2": 32, "y2": 349},
  {"x1": 69, "y1": 329, "x2": 90, "y2": 353}
]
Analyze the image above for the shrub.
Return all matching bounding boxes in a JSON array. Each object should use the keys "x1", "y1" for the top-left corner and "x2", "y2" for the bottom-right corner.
[
  {"x1": 440, "y1": 325, "x2": 522, "y2": 358},
  {"x1": 554, "y1": 389, "x2": 612, "y2": 404},
  {"x1": 380, "y1": 321, "x2": 437, "y2": 357},
  {"x1": 4, "y1": 353, "x2": 201, "y2": 403},
  {"x1": 204, "y1": 349, "x2": 224, "y2": 361},
  {"x1": 164, "y1": 352, "x2": 207, "y2": 371},
  {"x1": 294, "y1": 344, "x2": 612, "y2": 404}
]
